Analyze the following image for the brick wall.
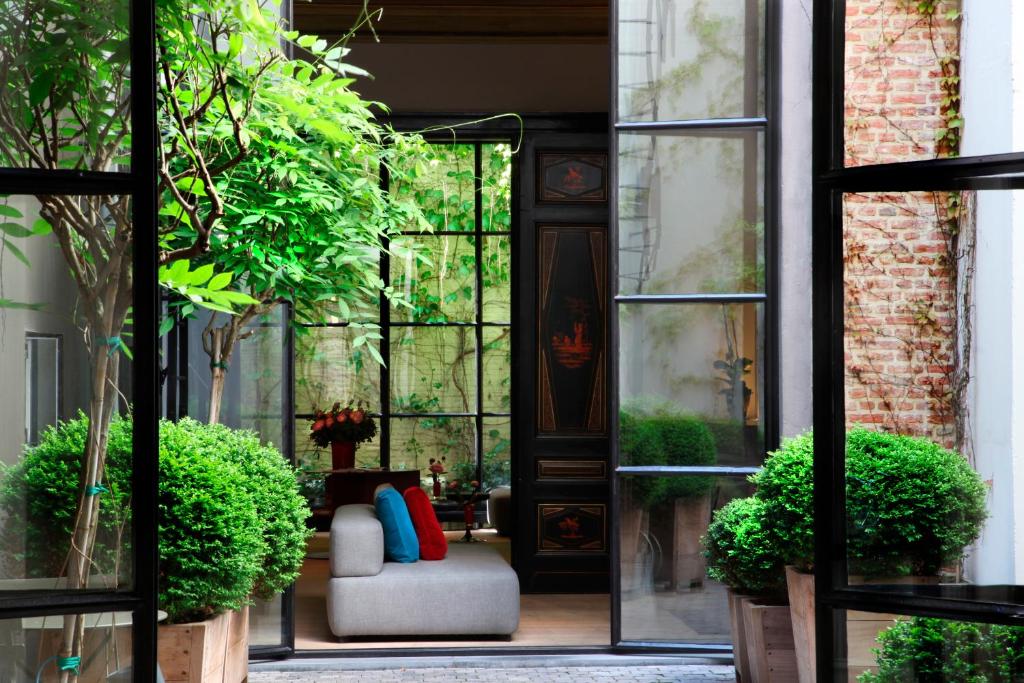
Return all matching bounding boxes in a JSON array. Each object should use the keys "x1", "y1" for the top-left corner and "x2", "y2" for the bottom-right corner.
[{"x1": 842, "y1": 0, "x2": 961, "y2": 447}]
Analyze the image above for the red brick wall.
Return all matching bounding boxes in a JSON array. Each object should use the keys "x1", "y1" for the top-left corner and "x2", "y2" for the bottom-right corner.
[{"x1": 842, "y1": 0, "x2": 961, "y2": 447}]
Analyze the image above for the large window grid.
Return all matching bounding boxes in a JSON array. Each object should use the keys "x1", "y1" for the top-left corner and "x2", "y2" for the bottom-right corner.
[
  {"x1": 295, "y1": 140, "x2": 512, "y2": 488},
  {"x1": 811, "y1": 0, "x2": 1024, "y2": 679}
]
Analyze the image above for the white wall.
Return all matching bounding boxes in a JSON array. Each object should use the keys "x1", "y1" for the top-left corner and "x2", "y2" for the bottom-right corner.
[{"x1": 962, "y1": 0, "x2": 1024, "y2": 584}]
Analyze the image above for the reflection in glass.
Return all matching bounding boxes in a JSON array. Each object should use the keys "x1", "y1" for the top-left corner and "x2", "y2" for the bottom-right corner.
[
  {"x1": 619, "y1": 303, "x2": 764, "y2": 467},
  {"x1": 294, "y1": 326, "x2": 381, "y2": 417},
  {"x1": 24, "y1": 335, "x2": 60, "y2": 446},
  {"x1": 0, "y1": 612, "x2": 134, "y2": 682},
  {"x1": 620, "y1": 475, "x2": 754, "y2": 643},
  {"x1": 390, "y1": 327, "x2": 476, "y2": 414},
  {"x1": 617, "y1": 0, "x2": 764, "y2": 123},
  {"x1": 390, "y1": 235, "x2": 477, "y2": 323},
  {"x1": 617, "y1": 131, "x2": 764, "y2": 295},
  {"x1": 389, "y1": 416, "x2": 475, "y2": 477}
]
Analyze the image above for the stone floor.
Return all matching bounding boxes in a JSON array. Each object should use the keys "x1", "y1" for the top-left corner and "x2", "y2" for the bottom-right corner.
[{"x1": 249, "y1": 656, "x2": 737, "y2": 683}]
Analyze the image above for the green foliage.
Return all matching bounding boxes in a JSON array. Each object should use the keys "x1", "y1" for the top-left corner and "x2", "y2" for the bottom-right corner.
[
  {"x1": 0, "y1": 414, "x2": 134, "y2": 583},
  {"x1": 754, "y1": 429, "x2": 987, "y2": 576},
  {"x1": 164, "y1": 419, "x2": 312, "y2": 600},
  {"x1": 703, "y1": 497, "x2": 786, "y2": 596},
  {"x1": 860, "y1": 617, "x2": 1024, "y2": 682},
  {"x1": 0, "y1": 414, "x2": 310, "y2": 623},
  {"x1": 619, "y1": 406, "x2": 717, "y2": 505}
]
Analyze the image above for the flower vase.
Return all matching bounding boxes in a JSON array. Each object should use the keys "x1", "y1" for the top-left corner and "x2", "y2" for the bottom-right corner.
[
  {"x1": 432, "y1": 479, "x2": 442, "y2": 499},
  {"x1": 455, "y1": 502, "x2": 480, "y2": 543},
  {"x1": 330, "y1": 440, "x2": 355, "y2": 470}
]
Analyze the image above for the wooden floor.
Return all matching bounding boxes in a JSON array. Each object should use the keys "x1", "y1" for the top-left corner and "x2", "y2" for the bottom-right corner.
[{"x1": 295, "y1": 531, "x2": 611, "y2": 650}]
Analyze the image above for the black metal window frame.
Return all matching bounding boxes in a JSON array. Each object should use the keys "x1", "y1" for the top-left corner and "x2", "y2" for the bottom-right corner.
[
  {"x1": 609, "y1": 0, "x2": 780, "y2": 653},
  {"x1": 811, "y1": 0, "x2": 1024, "y2": 679},
  {"x1": 295, "y1": 135, "x2": 514, "y2": 490},
  {"x1": 0, "y1": 0, "x2": 160, "y2": 681}
]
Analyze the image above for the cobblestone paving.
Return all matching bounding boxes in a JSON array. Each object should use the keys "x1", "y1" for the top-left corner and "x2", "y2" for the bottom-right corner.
[{"x1": 249, "y1": 664, "x2": 736, "y2": 682}]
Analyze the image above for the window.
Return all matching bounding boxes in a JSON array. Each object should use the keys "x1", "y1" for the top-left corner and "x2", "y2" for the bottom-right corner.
[
  {"x1": 295, "y1": 141, "x2": 513, "y2": 490},
  {"x1": 24, "y1": 334, "x2": 61, "y2": 445}
]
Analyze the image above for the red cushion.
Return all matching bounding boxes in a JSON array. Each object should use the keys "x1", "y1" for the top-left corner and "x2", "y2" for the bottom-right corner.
[{"x1": 402, "y1": 487, "x2": 448, "y2": 560}]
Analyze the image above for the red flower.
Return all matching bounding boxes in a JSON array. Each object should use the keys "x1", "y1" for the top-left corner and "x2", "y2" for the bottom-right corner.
[
  {"x1": 325, "y1": 416, "x2": 335, "y2": 428},
  {"x1": 351, "y1": 409, "x2": 365, "y2": 424},
  {"x1": 312, "y1": 420, "x2": 325, "y2": 432},
  {"x1": 429, "y1": 462, "x2": 445, "y2": 474},
  {"x1": 448, "y1": 480, "x2": 458, "y2": 489},
  {"x1": 336, "y1": 412, "x2": 348, "y2": 423},
  {"x1": 470, "y1": 480, "x2": 479, "y2": 488}
]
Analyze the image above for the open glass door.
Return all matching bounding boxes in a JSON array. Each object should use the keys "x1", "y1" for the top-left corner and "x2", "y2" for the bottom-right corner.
[{"x1": 611, "y1": 0, "x2": 776, "y2": 652}]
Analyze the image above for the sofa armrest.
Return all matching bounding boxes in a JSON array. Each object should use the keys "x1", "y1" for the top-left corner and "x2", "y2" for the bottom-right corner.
[{"x1": 330, "y1": 504, "x2": 384, "y2": 578}]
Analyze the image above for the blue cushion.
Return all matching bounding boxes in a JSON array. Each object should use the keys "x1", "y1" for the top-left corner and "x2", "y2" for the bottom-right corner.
[{"x1": 374, "y1": 487, "x2": 420, "y2": 563}]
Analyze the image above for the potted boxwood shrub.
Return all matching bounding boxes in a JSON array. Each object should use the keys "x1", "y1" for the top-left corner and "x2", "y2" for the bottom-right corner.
[
  {"x1": 755, "y1": 429, "x2": 988, "y2": 683},
  {"x1": 860, "y1": 617, "x2": 1024, "y2": 682},
  {"x1": 704, "y1": 497, "x2": 795, "y2": 683},
  {"x1": 0, "y1": 415, "x2": 310, "y2": 683}
]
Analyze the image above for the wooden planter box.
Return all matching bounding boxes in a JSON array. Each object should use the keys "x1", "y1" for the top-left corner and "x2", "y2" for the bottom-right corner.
[
  {"x1": 741, "y1": 599, "x2": 797, "y2": 683},
  {"x1": 786, "y1": 566, "x2": 938, "y2": 683},
  {"x1": 669, "y1": 494, "x2": 711, "y2": 590},
  {"x1": 727, "y1": 590, "x2": 754, "y2": 683},
  {"x1": 158, "y1": 606, "x2": 249, "y2": 683}
]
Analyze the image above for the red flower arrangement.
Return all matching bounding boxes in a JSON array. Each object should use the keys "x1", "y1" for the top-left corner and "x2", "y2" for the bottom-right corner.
[
  {"x1": 309, "y1": 401, "x2": 377, "y2": 448},
  {"x1": 446, "y1": 478, "x2": 485, "y2": 507},
  {"x1": 427, "y1": 457, "x2": 446, "y2": 499}
]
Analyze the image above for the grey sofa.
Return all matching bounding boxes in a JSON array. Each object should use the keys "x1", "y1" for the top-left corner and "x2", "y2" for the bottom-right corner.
[{"x1": 326, "y1": 504, "x2": 520, "y2": 638}]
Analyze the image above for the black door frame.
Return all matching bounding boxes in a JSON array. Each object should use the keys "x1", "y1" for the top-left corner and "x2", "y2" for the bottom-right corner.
[
  {"x1": 811, "y1": 1, "x2": 1024, "y2": 680},
  {"x1": 0, "y1": 0, "x2": 160, "y2": 680}
]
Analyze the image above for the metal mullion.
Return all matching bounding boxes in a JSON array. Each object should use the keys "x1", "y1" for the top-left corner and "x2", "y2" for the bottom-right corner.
[
  {"x1": 614, "y1": 117, "x2": 768, "y2": 132},
  {"x1": 0, "y1": 168, "x2": 134, "y2": 195},
  {"x1": 615, "y1": 466, "x2": 760, "y2": 477},
  {"x1": 380, "y1": 162, "x2": 391, "y2": 469},
  {"x1": 400, "y1": 230, "x2": 511, "y2": 237},
  {"x1": 474, "y1": 144, "x2": 484, "y2": 486},
  {"x1": 388, "y1": 411, "x2": 511, "y2": 419},
  {"x1": 614, "y1": 293, "x2": 767, "y2": 304},
  {"x1": 822, "y1": 589, "x2": 1024, "y2": 628},
  {"x1": 823, "y1": 151, "x2": 1024, "y2": 190},
  {"x1": 0, "y1": 592, "x2": 141, "y2": 621}
]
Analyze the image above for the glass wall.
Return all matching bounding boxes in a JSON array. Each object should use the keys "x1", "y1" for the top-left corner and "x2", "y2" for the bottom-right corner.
[
  {"x1": 294, "y1": 141, "x2": 514, "y2": 500},
  {"x1": 613, "y1": 0, "x2": 772, "y2": 649}
]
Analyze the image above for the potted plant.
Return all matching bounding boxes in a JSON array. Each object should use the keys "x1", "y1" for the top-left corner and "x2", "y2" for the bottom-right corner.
[
  {"x1": 1, "y1": 416, "x2": 311, "y2": 683},
  {"x1": 309, "y1": 402, "x2": 377, "y2": 470},
  {"x1": 704, "y1": 497, "x2": 795, "y2": 683},
  {"x1": 754, "y1": 429, "x2": 988, "y2": 683},
  {"x1": 860, "y1": 617, "x2": 1024, "y2": 682}
]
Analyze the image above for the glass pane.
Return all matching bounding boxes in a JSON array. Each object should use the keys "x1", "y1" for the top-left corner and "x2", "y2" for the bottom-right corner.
[
  {"x1": 617, "y1": 0, "x2": 764, "y2": 122},
  {"x1": 294, "y1": 326, "x2": 381, "y2": 417},
  {"x1": 482, "y1": 417, "x2": 511, "y2": 489},
  {"x1": 619, "y1": 475, "x2": 755, "y2": 643},
  {"x1": 390, "y1": 235, "x2": 476, "y2": 323},
  {"x1": 0, "y1": 612, "x2": 133, "y2": 682},
  {"x1": 482, "y1": 143, "x2": 512, "y2": 233},
  {"x1": 617, "y1": 131, "x2": 764, "y2": 295},
  {"x1": 294, "y1": 421, "x2": 382, "y2": 476},
  {"x1": 844, "y1": 4, "x2": 1024, "y2": 165},
  {"x1": 392, "y1": 143, "x2": 476, "y2": 232},
  {"x1": 0, "y1": 1, "x2": 131, "y2": 170},
  {"x1": 482, "y1": 236, "x2": 511, "y2": 321},
  {"x1": 482, "y1": 326, "x2": 512, "y2": 413},
  {"x1": 838, "y1": 190, "x2": 1020, "y2": 598},
  {"x1": 0, "y1": 195, "x2": 132, "y2": 590},
  {"x1": 619, "y1": 303, "x2": 765, "y2": 467},
  {"x1": 389, "y1": 416, "x2": 476, "y2": 479},
  {"x1": 390, "y1": 327, "x2": 476, "y2": 414},
  {"x1": 844, "y1": 614, "x2": 1024, "y2": 681}
]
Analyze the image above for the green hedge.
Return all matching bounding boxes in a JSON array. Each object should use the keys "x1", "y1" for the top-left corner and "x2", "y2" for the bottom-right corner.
[
  {"x1": 0, "y1": 414, "x2": 310, "y2": 623},
  {"x1": 619, "y1": 410, "x2": 717, "y2": 506},
  {"x1": 703, "y1": 496, "x2": 786, "y2": 596},
  {"x1": 861, "y1": 617, "x2": 1024, "y2": 682}
]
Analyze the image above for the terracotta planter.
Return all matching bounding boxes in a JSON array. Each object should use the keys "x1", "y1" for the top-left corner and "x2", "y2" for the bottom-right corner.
[
  {"x1": 670, "y1": 494, "x2": 712, "y2": 589},
  {"x1": 786, "y1": 566, "x2": 939, "y2": 683},
  {"x1": 727, "y1": 590, "x2": 754, "y2": 683},
  {"x1": 158, "y1": 606, "x2": 249, "y2": 683},
  {"x1": 740, "y1": 598, "x2": 797, "y2": 683}
]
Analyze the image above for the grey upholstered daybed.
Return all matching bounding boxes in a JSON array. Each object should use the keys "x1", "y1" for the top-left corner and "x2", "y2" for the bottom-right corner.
[{"x1": 326, "y1": 504, "x2": 520, "y2": 638}]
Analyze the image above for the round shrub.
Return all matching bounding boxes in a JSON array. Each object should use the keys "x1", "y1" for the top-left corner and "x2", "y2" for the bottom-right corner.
[
  {"x1": 0, "y1": 413, "x2": 134, "y2": 583},
  {"x1": 703, "y1": 497, "x2": 786, "y2": 596},
  {"x1": 861, "y1": 617, "x2": 1024, "y2": 682},
  {"x1": 159, "y1": 421, "x2": 264, "y2": 623},
  {"x1": 754, "y1": 429, "x2": 987, "y2": 576},
  {"x1": 619, "y1": 410, "x2": 664, "y2": 506},
  {"x1": 651, "y1": 415, "x2": 716, "y2": 503},
  {"x1": 166, "y1": 419, "x2": 311, "y2": 601}
]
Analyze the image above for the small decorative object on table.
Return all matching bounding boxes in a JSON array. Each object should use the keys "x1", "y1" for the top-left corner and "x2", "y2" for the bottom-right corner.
[
  {"x1": 427, "y1": 457, "x2": 446, "y2": 500},
  {"x1": 309, "y1": 401, "x2": 377, "y2": 470},
  {"x1": 447, "y1": 478, "x2": 489, "y2": 543}
]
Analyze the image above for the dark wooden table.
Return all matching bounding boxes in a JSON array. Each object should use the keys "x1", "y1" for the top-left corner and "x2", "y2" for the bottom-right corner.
[{"x1": 322, "y1": 468, "x2": 422, "y2": 509}]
